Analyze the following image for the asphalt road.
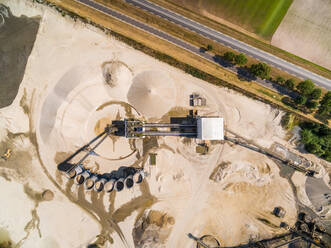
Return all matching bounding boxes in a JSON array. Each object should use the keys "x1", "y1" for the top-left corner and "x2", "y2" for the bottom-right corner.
[
  {"x1": 125, "y1": 0, "x2": 331, "y2": 90},
  {"x1": 75, "y1": 0, "x2": 330, "y2": 92}
]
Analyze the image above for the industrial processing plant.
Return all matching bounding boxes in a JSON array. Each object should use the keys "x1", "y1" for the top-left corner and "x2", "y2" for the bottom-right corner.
[
  {"x1": 1, "y1": 1, "x2": 330, "y2": 247},
  {"x1": 58, "y1": 114, "x2": 224, "y2": 194}
]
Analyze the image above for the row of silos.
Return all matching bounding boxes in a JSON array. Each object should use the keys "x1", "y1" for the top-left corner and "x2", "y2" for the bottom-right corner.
[{"x1": 66, "y1": 165, "x2": 144, "y2": 193}]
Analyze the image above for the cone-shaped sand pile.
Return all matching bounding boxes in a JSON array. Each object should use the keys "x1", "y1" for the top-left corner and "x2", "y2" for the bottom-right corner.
[{"x1": 127, "y1": 71, "x2": 176, "y2": 118}]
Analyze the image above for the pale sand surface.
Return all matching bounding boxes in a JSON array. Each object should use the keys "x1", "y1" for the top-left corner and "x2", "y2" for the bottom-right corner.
[
  {"x1": 0, "y1": 1, "x2": 330, "y2": 248},
  {"x1": 272, "y1": 0, "x2": 331, "y2": 70}
]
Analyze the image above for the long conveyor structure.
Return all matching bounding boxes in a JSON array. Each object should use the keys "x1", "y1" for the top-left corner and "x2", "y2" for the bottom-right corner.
[
  {"x1": 124, "y1": 119, "x2": 197, "y2": 138},
  {"x1": 58, "y1": 125, "x2": 114, "y2": 177}
]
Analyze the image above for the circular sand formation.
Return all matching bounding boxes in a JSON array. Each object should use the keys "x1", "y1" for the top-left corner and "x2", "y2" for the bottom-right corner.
[
  {"x1": 197, "y1": 235, "x2": 220, "y2": 248},
  {"x1": 102, "y1": 61, "x2": 132, "y2": 88},
  {"x1": 102, "y1": 61, "x2": 133, "y2": 100},
  {"x1": 85, "y1": 102, "x2": 139, "y2": 160},
  {"x1": 127, "y1": 70, "x2": 176, "y2": 118},
  {"x1": 42, "y1": 190, "x2": 54, "y2": 201}
]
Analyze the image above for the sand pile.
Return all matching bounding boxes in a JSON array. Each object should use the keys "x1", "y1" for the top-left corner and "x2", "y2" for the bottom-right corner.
[
  {"x1": 210, "y1": 160, "x2": 273, "y2": 187},
  {"x1": 133, "y1": 210, "x2": 175, "y2": 248},
  {"x1": 41, "y1": 190, "x2": 54, "y2": 201},
  {"x1": 127, "y1": 71, "x2": 176, "y2": 118}
]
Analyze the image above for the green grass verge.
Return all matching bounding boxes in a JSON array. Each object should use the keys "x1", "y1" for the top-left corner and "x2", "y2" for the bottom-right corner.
[{"x1": 257, "y1": 0, "x2": 293, "y2": 38}]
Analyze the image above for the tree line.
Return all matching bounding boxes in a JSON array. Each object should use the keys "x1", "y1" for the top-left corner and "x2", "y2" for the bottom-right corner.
[
  {"x1": 204, "y1": 45, "x2": 330, "y2": 161},
  {"x1": 300, "y1": 122, "x2": 330, "y2": 162}
]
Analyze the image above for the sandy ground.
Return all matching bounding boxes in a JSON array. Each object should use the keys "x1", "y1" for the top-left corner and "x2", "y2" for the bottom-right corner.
[
  {"x1": 272, "y1": 0, "x2": 331, "y2": 70},
  {"x1": 0, "y1": 1, "x2": 330, "y2": 248}
]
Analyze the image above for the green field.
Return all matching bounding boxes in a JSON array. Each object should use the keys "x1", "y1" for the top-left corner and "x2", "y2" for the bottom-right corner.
[{"x1": 168, "y1": 0, "x2": 293, "y2": 39}]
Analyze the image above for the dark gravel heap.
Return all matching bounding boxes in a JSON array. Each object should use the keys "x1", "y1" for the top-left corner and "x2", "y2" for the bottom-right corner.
[{"x1": 0, "y1": 4, "x2": 40, "y2": 108}]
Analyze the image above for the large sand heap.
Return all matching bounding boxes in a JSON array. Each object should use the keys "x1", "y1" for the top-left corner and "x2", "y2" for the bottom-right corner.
[
  {"x1": 133, "y1": 210, "x2": 175, "y2": 248},
  {"x1": 127, "y1": 71, "x2": 176, "y2": 118}
]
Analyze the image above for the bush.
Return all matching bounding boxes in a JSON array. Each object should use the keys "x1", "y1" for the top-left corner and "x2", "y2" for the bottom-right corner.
[
  {"x1": 300, "y1": 122, "x2": 321, "y2": 133},
  {"x1": 296, "y1": 79, "x2": 315, "y2": 96},
  {"x1": 285, "y1": 79, "x2": 295, "y2": 89},
  {"x1": 295, "y1": 95, "x2": 307, "y2": 105},
  {"x1": 249, "y1": 63, "x2": 271, "y2": 80},
  {"x1": 317, "y1": 91, "x2": 331, "y2": 117},
  {"x1": 206, "y1": 44, "x2": 213, "y2": 51},
  {"x1": 282, "y1": 96, "x2": 297, "y2": 108},
  {"x1": 234, "y1": 53, "x2": 248, "y2": 65},
  {"x1": 300, "y1": 129, "x2": 315, "y2": 144},
  {"x1": 280, "y1": 112, "x2": 296, "y2": 130},
  {"x1": 310, "y1": 88, "x2": 322, "y2": 100},
  {"x1": 305, "y1": 100, "x2": 318, "y2": 109},
  {"x1": 223, "y1": 51, "x2": 235, "y2": 63},
  {"x1": 276, "y1": 76, "x2": 285, "y2": 84},
  {"x1": 305, "y1": 143, "x2": 325, "y2": 156},
  {"x1": 300, "y1": 122, "x2": 331, "y2": 161}
]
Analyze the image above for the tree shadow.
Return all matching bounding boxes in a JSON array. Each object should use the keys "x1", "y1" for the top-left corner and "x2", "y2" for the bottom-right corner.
[
  {"x1": 212, "y1": 54, "x2": 233, "y2": 68},
  {"x1": 313, "y1": 113, "x2": 330, "y2": 125},
  {"x1": 236, "y1": 66, "x2": 256, "y2": 82},
  {"x1": 266, "y1": 78, "x2": 298, "y2": 98},
  {"x1": 282, "y1": 97, "x2": 310, "y2": 114}
]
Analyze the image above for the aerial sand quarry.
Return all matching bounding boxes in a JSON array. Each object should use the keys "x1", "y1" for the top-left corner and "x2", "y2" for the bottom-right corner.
[{"x1": 0, "y1": 1, "x2": 330, "y2": 248}]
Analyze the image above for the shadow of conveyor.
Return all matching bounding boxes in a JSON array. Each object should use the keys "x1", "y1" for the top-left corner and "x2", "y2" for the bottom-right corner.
[
  {"x1": 57, "y1": 125, "x2": 145, "y2": 194},
  {"x1": 55, "y1": 125, "x2": 155, "y2": 247}
]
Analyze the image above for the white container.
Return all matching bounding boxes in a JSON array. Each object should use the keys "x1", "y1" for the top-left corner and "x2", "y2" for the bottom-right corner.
[
  {"x1": 66, "y1": 165, "x2": 84, "y2": 179},
  {"x1": 94, "y1": 178, "x2": 107, "y2": 192},
  {"x1": 104, "y1": 179, "x2": 116, "y2": 193},
  {"x1": 75, "y1": 170, "x2": 90, "y2": 185},
  {"x1": 85, "y1": 175, "x2": 98, "y2": 190},
  {"x1": 133, "y1": 171, "x2": 144, "y2": 184}
]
